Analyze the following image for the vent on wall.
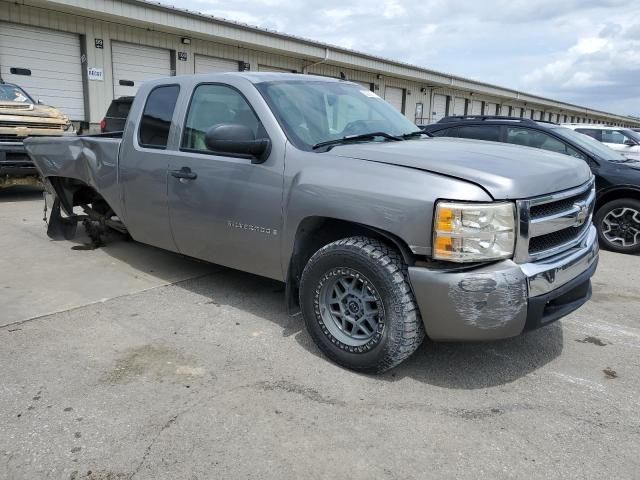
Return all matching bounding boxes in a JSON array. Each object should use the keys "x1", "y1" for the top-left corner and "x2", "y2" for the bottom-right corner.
[
  {"x1": 119, "y1": 80, "x2": 134, "y2": 87},
  {"x1": 10, "y1": 68, "x2": 31, "y2": 76}
]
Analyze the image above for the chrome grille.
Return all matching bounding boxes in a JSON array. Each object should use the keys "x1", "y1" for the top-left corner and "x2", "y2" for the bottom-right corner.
[
  {"x1": 0, "y1": 104, "x2": 32, "y2": 110},
  {"x1": 0, "y1": 121, "x2": 64, "y2": 130},
  {"x1": 530, "y1": 187, "x2": 593, "y2": 219},
  {"x1": 515, "y1": 178, "x2": 596, "y2": 262},
  {"x1": 0, "y1": 134, "x2": 21, "y2": 141}
]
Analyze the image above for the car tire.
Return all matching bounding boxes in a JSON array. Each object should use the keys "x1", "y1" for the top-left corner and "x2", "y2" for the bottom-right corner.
[
  {"x1": 299, "y1": 236, "x2": 425, "y2": 373},
  {"x1": 594, "y1": 198, "x2": 640, "y2": 254}
]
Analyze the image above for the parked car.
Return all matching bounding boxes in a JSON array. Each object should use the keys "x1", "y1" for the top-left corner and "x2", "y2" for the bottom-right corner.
[
  {"x1": 562, "y1": 123, "x2": 640, "y2": 161},
  {"x1": 25, "y1": 74, "x2": 598, "y2": 372},
  {"x1": 0, "y1": 82, "x2": 73, "y2": 187},
  {"x1": 422, "y1": 116, "x2": 640, "y2": 254},
  {"x1": 100, "y1": 96, "x2": 133, "y2": 133}
]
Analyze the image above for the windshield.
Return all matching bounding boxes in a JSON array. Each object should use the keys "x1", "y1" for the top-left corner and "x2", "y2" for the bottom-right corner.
[
  {"x1": 552, "y1": 126, "x2": 626, "y2": 161},
  {"x1": 256, "y1": 80, "x2": 419, "y2": 150},
  {"x1": 624, "y1": 129, "x2": 640, "y2": 143},
  {"x1": 0, "y1": 84, "x2": 34, "y2": 104}
]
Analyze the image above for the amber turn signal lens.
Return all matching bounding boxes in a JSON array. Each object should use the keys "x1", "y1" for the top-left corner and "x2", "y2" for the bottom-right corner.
[
  {"x1": 434, "y1": 236, "x2": 453, "y2": 257},
  {"x1": 436, "y1": 207, "x2": 454, "y2": 232}
]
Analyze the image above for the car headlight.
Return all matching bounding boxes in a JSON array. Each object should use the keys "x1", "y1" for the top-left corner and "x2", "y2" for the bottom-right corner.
[{"x1": 433, "y1": 201, "x2": 516, "y2": 262}]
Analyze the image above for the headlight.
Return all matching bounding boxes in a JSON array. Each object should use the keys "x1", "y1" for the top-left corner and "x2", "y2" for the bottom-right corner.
[{"x1": 433, "y1": 201, "x2": 516, "y2": 262}]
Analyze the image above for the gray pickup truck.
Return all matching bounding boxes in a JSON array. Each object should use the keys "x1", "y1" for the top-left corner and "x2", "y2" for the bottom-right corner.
[{"x1": 25, "y1": 73, "x2": 598, "y2": 372}]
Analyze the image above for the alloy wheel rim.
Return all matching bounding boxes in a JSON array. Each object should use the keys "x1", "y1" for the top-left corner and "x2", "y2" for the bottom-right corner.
[
  {"x1": 319, "y1": 269, "x2": 383, "y2": 347},
  {"x1": 602, "y1": 207, "x2": 640, "y2": 247}
]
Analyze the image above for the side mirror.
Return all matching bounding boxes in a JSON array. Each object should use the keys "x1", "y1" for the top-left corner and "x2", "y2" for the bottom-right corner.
[
  {"x1": 36, "y1": 98, "x2": 43, "y2": 105},
  {"x1": 204, "y1": 124, "x2": 271, "y2": 164},
  {"x1": 624, "y1": 139, "x2": 637, "y2": 147}
]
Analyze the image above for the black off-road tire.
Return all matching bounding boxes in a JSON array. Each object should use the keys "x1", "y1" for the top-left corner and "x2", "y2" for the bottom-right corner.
[
  {"x1": 299, "y1": 236, "x2": 425, "y2": 373},
  {"x1": 594, "y1": 198, "x2": 640, "y2": 255}
]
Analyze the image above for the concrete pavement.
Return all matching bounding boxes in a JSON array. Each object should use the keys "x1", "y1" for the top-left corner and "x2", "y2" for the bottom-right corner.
[{"x1": 1, "y1": 189, "x2": 639, "y2": 480}]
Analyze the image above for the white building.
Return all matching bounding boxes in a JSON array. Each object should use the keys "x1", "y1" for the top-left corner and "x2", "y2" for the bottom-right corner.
[{"x1": 1, "y1": 0, "x2": 638, "y2": 130}]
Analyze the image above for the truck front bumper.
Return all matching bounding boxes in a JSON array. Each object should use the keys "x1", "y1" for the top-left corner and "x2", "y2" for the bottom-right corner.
[{"x1": 408, "y1": 225, "x2": 598, "y2": 341}]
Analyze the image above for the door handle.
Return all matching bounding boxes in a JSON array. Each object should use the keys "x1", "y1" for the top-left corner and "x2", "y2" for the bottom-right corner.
[{"x1": 170, "y1": 167, "x2": 197, "y2": 180}]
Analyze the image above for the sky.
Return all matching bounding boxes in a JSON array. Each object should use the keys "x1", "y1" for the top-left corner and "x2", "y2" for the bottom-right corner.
[{"x1": 155, "y1": 0, "x2": 640, "y2": 117}]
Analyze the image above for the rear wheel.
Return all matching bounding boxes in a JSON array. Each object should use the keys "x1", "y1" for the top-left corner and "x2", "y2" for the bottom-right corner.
[
  {"x1": 595, "y1": 198, "x2": 640, "y2": 254},
  {"x1": 299, "y1": 236, "x2": 425, "y2": 373}
]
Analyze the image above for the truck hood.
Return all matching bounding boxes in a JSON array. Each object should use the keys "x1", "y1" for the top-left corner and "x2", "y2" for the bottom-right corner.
[
  {"x1": 0, "y1": 102, "x2": 69, "y2": 124},
  {"x1": 328, "y1": 137, "x2": 592, "y2": 199}
]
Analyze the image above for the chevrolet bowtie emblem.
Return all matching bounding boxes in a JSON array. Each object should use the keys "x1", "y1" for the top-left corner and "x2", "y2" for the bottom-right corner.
[{"x1": 573, "y1": 201, "x2": 589, "y2": 227}]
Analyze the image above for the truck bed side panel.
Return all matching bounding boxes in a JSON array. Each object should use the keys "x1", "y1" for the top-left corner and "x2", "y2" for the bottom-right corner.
[{"x1": 24, "y1": 136, "x2": 123, "y2": 218}]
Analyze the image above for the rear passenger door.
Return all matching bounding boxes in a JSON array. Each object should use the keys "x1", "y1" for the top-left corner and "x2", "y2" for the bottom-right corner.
[
  {"x1": 166, "y1": 83, "x2": 284, "y2": 279},
  {"x1": 120, "y1": 84, "x2": 181, "y2": 252}
]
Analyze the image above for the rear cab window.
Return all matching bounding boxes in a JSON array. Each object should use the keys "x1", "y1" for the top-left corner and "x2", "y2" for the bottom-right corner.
[
  {"x1": 575, "y1": 129, "x2": 602, "y2": 141},
  {"x1": 107, "y1": 99, "x2": 133, "y2": 118},
  {"x1": 138, "y1": 85, "x2": 180, "y2": 149}
]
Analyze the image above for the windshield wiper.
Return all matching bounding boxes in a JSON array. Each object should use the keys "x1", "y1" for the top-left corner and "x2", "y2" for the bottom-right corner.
[
  {"x1": 312, "y1": 131, "x2": 403, "y2": 150},
  {"x1": 401, "y1": 130, "x2": 429, "y2": 139}
]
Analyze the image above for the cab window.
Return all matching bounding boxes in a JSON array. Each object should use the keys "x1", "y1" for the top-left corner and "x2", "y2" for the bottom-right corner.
[
  {"x1": 138, "y1": 85, "x2": 180, "y2": 149},
  {"x1": 182, "y1": 84, "x2": 267, "y2": 152}
]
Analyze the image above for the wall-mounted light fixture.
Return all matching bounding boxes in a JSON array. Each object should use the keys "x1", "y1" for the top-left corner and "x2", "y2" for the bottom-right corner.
[
  {"x1": 181, "y1": 37, "x2": 191, "y2": 45},
  {"x1": 376, "y1": 74, "x2": 382, "y2": 79}
]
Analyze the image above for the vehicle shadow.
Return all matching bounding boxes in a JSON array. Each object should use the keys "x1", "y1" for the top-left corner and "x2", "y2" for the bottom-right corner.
[
  {"x1": 62, "y1": 224, "x2": 563, "y2": 390},
  {"x1": 378, "y1": 324, "x2": 563, "y2": 389},
  {"x1": 0, "y1": 185, "x2": 43, "y2": 202}
]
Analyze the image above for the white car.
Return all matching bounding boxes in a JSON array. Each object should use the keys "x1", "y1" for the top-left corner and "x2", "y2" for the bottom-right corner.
[{"x1": 562, "y1": 124, "x2": 640, "y2": 161}]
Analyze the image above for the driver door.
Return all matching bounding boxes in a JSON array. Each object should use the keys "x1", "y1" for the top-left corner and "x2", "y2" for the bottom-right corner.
[{"x1": 166, "y1": 83, "x2": 284, "y2": 279}]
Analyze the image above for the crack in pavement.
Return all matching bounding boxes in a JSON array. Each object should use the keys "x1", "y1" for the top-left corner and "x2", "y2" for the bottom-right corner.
[{"x1": 0, "y1": 271, "x2": 221, "y2": 330}]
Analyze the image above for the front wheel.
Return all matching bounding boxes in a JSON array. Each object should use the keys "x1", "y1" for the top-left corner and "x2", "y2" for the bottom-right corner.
[
  {"x1": 299, "y1": 237, "x2": 425, "y2": 373},
  {"x1": 594, "y1": 198, "x2": 640, "y2": 254}
]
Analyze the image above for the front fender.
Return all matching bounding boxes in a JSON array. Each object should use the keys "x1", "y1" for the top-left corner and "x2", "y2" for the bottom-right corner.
[{"x1": 281, "y1": 148, "x2": 492, "y2": 274}]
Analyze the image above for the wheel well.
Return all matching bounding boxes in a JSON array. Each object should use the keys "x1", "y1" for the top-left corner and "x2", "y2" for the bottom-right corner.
[
  {"x1": 285, "y1": 217, "x2": 416, "y2": 314},
  {"x1": 596, "y1": 188, "x2": 640, "y2": 212},
  {"x1": 48, "y1": 176, "x2": 111, "y2": 215}
]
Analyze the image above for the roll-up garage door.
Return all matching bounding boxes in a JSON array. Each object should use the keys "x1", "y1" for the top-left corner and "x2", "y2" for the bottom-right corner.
[
  {"x1": 512, "y1": 107, "x2": 522, "y2": 118},
  {"x1": 524, "y1": 109, "x2": 533, "y2": 119},
  {"x1": 384, "y1": 86, "x2": 405, "y2": 113},
  {"x1": 258, "y1": 64, "x2": 294, "y2": 73},
  {"x1": 453, "y1": 97, "x2": 466, "y2": 116},
  {"x1": 431, "y1": 94, "x2": 447, "y2": 122},
  {"x1": 353, "y1": 80, "x2": 373, "y2": 91},
  {"x1": 112, "y1": 42, "x2": 171, "y2": 98},
  {"x1": 484, "y1": 103, "x2": 498, "y2": 115},
  {"x1": 0, "y1": 22, "x2": 84, "y2": 120},
  {"x1": 470, "y1": 100, "x2": 483, "y2": 115},
  {"x1": 194, "y1": 55, "x2": 239, "y2": 74}
]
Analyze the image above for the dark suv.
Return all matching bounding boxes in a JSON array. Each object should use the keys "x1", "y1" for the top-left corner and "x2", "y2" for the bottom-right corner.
[
  {"x1": 422, "y1": 116, "x2": 640, "y2": 254},
  {"x1": 100, "y1": 96, "x2": 133, "y2": 133}
]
